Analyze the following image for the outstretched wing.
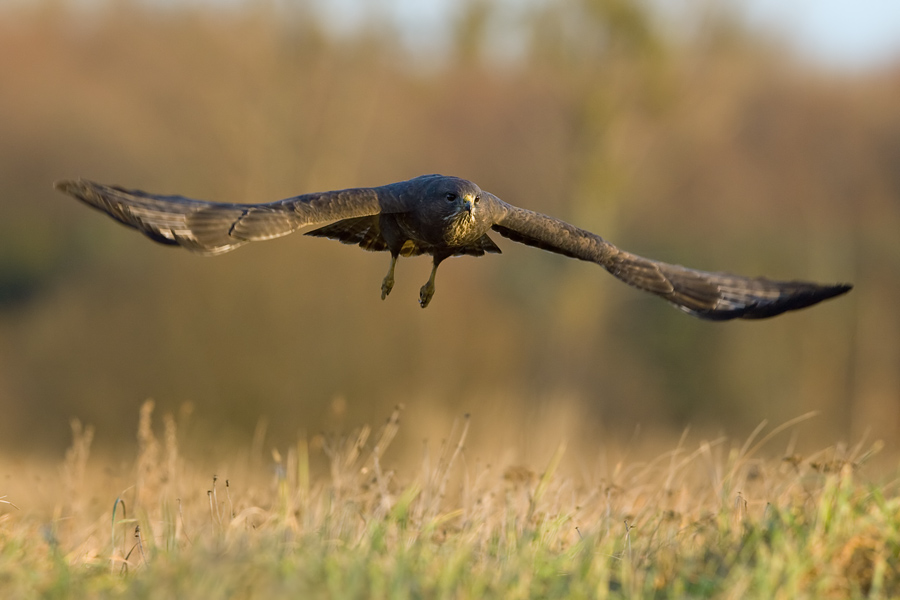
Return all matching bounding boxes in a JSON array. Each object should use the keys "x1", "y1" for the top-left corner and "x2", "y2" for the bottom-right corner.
[
  {"x1": 486, "y1": 194, "x2": 851, "y2": 320},
  {"x1": 55, "y1": 179, "x2": 409, "y2": 255}
]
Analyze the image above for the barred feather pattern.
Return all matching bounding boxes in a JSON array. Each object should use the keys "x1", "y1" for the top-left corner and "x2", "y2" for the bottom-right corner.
[
  {"x1": 56, "y1": 176, "x2": 851, "y2": 319},
  {"x1": 489, "y1": 196, "x2": 851, "y2": 320},
  {"x1": 55, "y1": 179, "x2": 393, "y2": 256}
]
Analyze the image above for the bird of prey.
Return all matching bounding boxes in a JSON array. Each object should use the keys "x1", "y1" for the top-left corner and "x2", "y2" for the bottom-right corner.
[{"x1": 55, "y1": 174, "x2": 851, "y2": 319}]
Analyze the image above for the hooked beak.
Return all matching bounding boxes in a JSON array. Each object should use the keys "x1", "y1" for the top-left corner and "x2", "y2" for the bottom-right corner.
[{"x1": 463, "y1": 200, "x2": 474, "y2": 222}]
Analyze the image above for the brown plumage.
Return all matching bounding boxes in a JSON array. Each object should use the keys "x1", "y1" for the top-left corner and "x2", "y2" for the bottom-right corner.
[{"x1": 55, "y1": 174, "x2": 851, "y2": 317}]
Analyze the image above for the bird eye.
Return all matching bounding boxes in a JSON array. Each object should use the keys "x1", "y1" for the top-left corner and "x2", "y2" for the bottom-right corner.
[
  {"x1": 474, "y1": 195, "x2": 481, "y2": 203},
  {"x1": 446, "y1": 193, "x2": 457, "y2": 202}
]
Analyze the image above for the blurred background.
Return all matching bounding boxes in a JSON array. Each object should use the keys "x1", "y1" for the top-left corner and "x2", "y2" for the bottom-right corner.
[{"x1": 0, "y1": 0, "x2": 896, "y2": 460}]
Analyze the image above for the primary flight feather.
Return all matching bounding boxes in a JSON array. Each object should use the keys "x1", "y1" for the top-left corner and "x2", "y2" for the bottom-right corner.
[{"x1": 55, "y1": 175, "x2": 851, "y2": 318}]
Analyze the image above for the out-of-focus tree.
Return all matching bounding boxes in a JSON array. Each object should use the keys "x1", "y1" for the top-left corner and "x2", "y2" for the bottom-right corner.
[{"x1": 0, "y1": 0, "x2": 885, "y2": 455}]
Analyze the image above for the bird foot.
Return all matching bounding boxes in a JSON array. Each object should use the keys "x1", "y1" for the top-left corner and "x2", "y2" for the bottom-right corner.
[
  {"x1": 418, "y1": 282, "x2": 435, "y2": 308},
  {"x1": 381, "y1": 275, "x2": 394, "y2": 300}
]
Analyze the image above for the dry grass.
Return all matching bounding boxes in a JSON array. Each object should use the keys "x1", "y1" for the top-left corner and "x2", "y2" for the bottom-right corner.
[
  {"x1": 1, "y1": 401, "x2": 897, "y2": 598},
  {"x1": 0, "y1": 5, "x2": 893, "y2": 596}
]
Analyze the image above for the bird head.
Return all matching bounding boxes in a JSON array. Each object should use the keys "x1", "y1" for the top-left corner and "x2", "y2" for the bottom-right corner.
[
  {"x1": 401, "y1": 175, "x2": 490, "y2": 244},
  {"x1": 428, "y1": 176, "x2": 483, "y2": 225}
]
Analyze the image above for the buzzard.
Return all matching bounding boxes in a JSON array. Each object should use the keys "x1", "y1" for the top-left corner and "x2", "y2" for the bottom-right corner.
[{"x1": 55, "y1": 175, "x2": 851, "y2": 319}]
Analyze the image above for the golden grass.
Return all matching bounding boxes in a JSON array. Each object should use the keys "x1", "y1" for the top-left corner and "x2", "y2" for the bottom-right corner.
[{"x1": 1, "y1": 400, "x2": 897, "y2": 598}]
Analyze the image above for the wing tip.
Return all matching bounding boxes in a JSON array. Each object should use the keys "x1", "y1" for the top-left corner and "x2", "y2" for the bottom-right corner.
[
  {"x1": 685, "y1": 280, "x2": 854, "y2": 321},
  {"x1": 54, "y1": 178, "x2": 85, "y2": 195},
  {"x1": 54, "y1": 178, "x2": 109, "y2": 203},
  {"x1": 826, "y1": 282, "x2": 853, "y2": 297}
]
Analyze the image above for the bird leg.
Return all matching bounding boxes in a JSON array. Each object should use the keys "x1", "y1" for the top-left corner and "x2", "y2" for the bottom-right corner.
[
  {"x1": 381, "y1": 253, "x2": 398, "y2": 300},
  {"x1": 419, "y1": 255, "x2": 446, "y2": 308},
  {"x1": 419, "y1": 267, "x2": 437, "y2": 308}
]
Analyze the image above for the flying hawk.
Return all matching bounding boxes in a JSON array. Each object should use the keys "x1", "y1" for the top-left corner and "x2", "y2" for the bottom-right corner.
[{"x1": 55, "y1": 175, "x2": 851, "y2": 319}]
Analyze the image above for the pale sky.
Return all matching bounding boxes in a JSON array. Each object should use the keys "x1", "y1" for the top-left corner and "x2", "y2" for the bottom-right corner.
[
  {"x1": 317, "y1": 0, "x2": 900, "y2": 71},
  {"x1": 735, "y1": 0, "x2": 900, "y2": 70},
  {"x1": 23, "y1": 0, "x2": 900, "y2": 71}
]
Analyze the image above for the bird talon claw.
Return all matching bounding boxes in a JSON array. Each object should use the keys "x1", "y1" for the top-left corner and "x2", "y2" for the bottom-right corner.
[
  {"x1": 56, "y1": 174, "x2": 852, "y2": 320},
  {"x1": 419, "y1": 286, "x2": 434, "y2": 308}
]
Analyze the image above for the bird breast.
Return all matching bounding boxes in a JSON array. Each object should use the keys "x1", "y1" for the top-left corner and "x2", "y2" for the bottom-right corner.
[
  {"x1": 441, "y1": 210, "x2": 485, "y2": 246},
  {"x1": 394, "y1": 208, "x2": 488, "y2": 248}
]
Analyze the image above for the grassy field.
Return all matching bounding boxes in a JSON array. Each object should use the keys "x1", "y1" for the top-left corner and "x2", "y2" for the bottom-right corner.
[
  {"x1": 0, "y1": 402, "x2": 896, "y2": 599},
  {"x1": 0, "y1": 4, "x2": 891, "y2": 597}
]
